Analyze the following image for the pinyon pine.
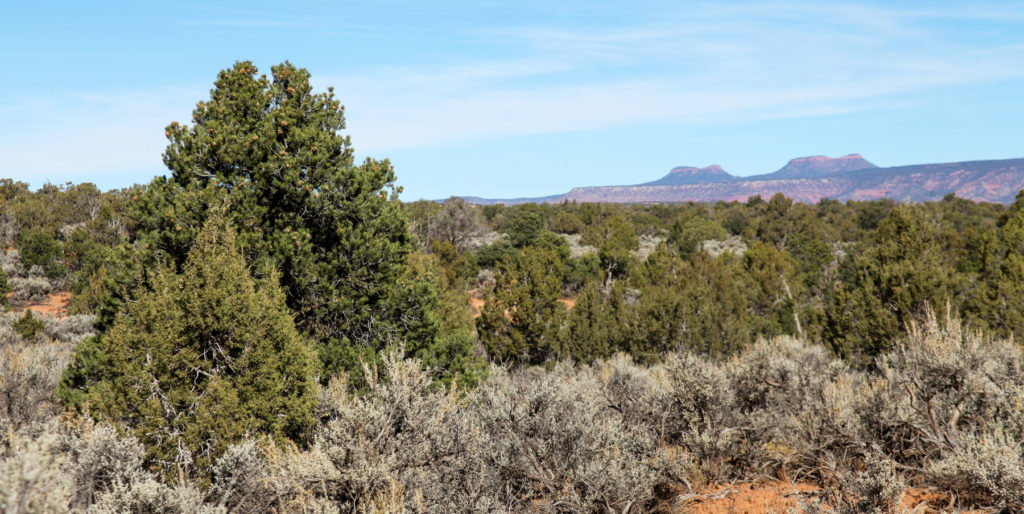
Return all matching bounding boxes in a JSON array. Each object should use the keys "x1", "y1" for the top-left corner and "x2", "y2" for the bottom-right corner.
[{"x1": 93, "y1": 60, "x2": 450, "y2": 383}]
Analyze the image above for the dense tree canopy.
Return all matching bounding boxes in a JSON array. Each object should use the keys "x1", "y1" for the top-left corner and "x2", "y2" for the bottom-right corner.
[
  {"x1": 89, "y1": 61, "x2": 457, "y2": 381},
  {"x1": 59, "y1": 216, "x2": 319, "y2": 480},
  {"x1": 825, "y1": 205, "x2": 954, "y2": 362},
  {"x1": 478, "y1": 245, "x2": 567, "y2": 365}
]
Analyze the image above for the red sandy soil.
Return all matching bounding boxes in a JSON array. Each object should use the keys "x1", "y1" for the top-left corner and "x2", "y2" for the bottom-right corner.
[
  {"x1": 12, "y1": 292, "x2": 72, "y2": 318},
  {"x1": 679, "y1": 482, "x2": 975, "y2": 513},
  {"x1": 681, "y1": 482, "x2": 819, "y2": 513},
  {"x1": 470, "y1": 296, "x2": 486, "y2": 318}
]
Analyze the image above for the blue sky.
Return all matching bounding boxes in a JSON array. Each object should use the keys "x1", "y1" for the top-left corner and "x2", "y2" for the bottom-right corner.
[{"x1": 2, "y1": 1, "x2": 1024, "y2": 200}]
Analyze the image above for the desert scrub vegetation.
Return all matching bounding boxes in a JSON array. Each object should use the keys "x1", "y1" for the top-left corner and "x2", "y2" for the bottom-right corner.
[
  {"x1": 0, "y1": 311, "x2": 95, "y2": 434},
  {"x1": 1, "y1": 307, "x2": 1023, "y2": 511}
]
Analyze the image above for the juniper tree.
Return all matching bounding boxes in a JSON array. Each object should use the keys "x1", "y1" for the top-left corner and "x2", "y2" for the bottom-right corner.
[
  {"x1": 636, "y1": 247, "x2": 753, "y2": 357},
  {"x1": 962, "y1": 190, "x2": 1024, "y2": 338},
  {"x1": 825, "y1": 205, "x2": 954, "y2": 362},
  {"x1": 17, "y1": 229, "x2": 64, "y2": 278},
  {"x1": 0, "y1": 267, "x2": 9, "y2": 308},
  {"x1": 478, "y1": 245, "x2": 567, "y2": 365},
  {"x1": 596, "y1": 214, "x2": 638, "y2": 288},
  {"x1": 59, "y1": 216, "x2": 318, "y2": 480},
  {"x1": 13, "y1": 310, "x2": 45, "y2": 341},
  {"x1": 87, "y1": 61, "x2": 455, "y2": 382},
  {"x1": 743, "y1": 241, "x2": 804, "y2": 338}
]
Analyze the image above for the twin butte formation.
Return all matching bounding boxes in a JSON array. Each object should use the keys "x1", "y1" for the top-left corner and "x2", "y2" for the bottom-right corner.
[{"x1": 465, "y1": 154, "x2": 1024, "y2": 205}]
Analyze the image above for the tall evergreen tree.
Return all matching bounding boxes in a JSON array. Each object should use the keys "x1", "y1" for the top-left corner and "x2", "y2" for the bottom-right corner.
[
  {"x1": 59, "y1": 216, "x2": 318, "y2": 480},
  {"x1": 93, "y1": 61, "x2": 446, "y2": 381}
]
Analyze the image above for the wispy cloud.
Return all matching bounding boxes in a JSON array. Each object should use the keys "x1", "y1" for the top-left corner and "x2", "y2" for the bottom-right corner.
[
  {"x1": 3, "y1": 0, "x2": 1024, "y2": 189},
  {"x1": 328, "y1": 2, "x2": 1024, "y2": 153}
]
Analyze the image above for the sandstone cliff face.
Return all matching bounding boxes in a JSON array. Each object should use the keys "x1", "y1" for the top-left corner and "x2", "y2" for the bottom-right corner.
[{"x1": 463, "y1": 157, "x2": 1024, "y2": 205}]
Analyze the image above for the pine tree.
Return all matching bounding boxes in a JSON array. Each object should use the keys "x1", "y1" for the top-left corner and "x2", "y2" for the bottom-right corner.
[
  {"x1": 94, "y1": 61, "x2": 447, "y2": 382},
  {"x1": 59, "y1": 216, "x2": 318, "y2": 480}
]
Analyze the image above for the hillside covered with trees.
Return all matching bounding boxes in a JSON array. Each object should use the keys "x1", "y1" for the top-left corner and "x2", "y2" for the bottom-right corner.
[{"x1": 2, "y1": 62, "x2": 1024, "y2": 512}]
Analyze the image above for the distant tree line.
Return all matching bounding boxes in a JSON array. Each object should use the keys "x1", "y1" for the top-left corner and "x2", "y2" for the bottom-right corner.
[{"x1": 407, "y1": 190, "x2": 1021, "y2": 368}]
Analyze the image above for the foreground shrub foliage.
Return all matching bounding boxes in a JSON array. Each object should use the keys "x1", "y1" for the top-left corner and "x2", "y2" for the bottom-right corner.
[
  {"x1": 57, "y1": 216, "x2": 318, "y2": 481},
  {"x1": 2, "y1": 307, "x2": 1023, "y2": 511}
]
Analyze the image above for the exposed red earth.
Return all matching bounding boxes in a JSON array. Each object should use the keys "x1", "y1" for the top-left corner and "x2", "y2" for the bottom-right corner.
[
  {"x1": 678, "y1": 481, "x2": 980, "y2": 513},
  {"x1": 11, "y1": 291, "x2": 72, "y2": 318}
]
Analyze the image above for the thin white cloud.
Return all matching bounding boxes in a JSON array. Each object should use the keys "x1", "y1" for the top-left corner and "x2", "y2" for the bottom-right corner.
[
  {"x1": 3, "y1": 0, "x2": 1024, "y2": 187},
  {"x1": 328, "y1": 4, "x2": 1024, "y2": 153}
]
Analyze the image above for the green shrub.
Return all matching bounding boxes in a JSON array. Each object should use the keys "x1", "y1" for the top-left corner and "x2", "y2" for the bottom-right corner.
[
  {"x1": 59, "y1": 216, "x2": 319, "y2": 481},
  {"x1": 13, "y1": 310, "x2": 45, "y2": 341},
  {"x1": 505, "y1": 208, "x2": 544, "y2": 247},
  {"x1": 473, "y1": 238, "x2": 517, "y2": 269},
  {"x1": 0, "y1": 267, "x2": 10, "y2": 308},
  {"x1": 17, "y1": 229, "x2": 65, "y2": 279}
]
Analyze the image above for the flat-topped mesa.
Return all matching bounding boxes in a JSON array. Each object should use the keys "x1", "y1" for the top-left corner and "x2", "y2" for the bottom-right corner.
[
  {"x1": 643, "y1": 164, "x2": 735, "y2": 186},
  {"x1": 459, "y1": 156, "x2": 1024, "y2": 205},
  {"x1": 770, "y1": 153, "x2": 877, "y2": 179}
]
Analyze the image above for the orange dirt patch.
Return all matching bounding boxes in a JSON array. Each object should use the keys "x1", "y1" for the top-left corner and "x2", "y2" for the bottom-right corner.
[
  {"x1": 899, "y1": 487, "x2": 980, "y2": 513},
  {"x1": 683, "y1": 482, "x2": 819, "y2": 513},
  {"x1": 15, "y1": 292, "x2": 72, "y2": 319},
  {"x1": 470, "y1": 296, "x2": 486, "y2": 318},
  {"x1": 680, "y1": 482, "x2": 972, "y2": 513}
]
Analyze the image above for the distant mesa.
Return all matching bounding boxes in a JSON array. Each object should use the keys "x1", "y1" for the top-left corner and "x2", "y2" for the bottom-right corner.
[
  {"x1": 643, "y1": 164, "x2": 735, "y2": 186},
  {"x1": 631, "y1": 154, "x2": 879, "y2": 186},
  {"x1": 456, "y1": 154, "x2": 1024, "y2": 205},
  {"x1": 766, "y1": 154, "x2": 878, "y2": 179}
]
